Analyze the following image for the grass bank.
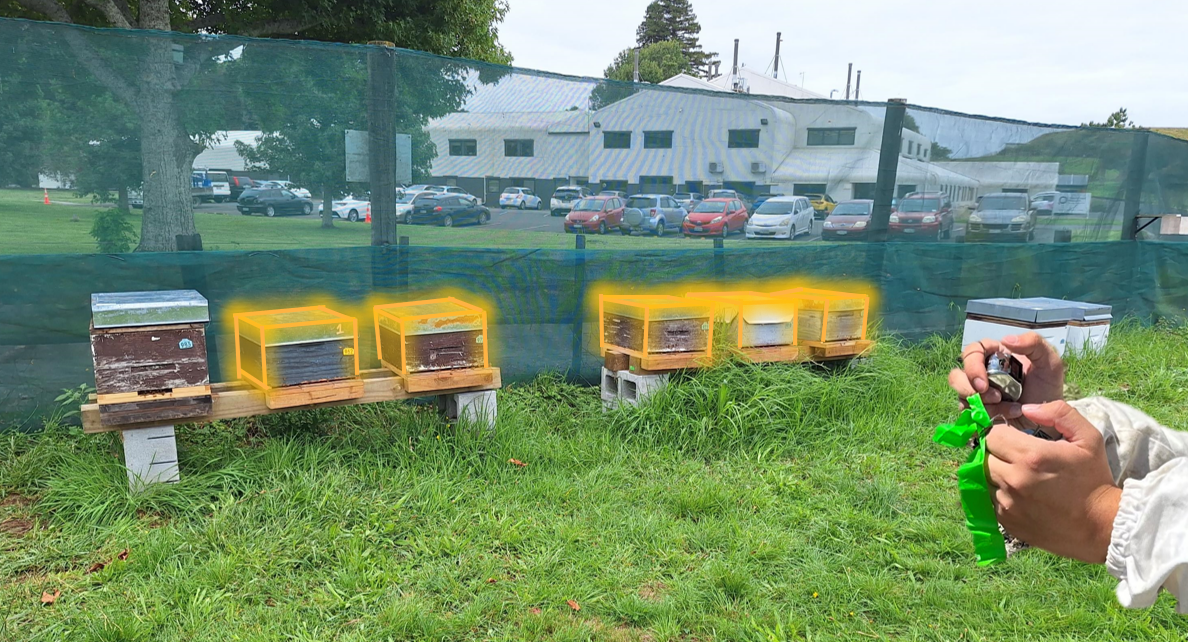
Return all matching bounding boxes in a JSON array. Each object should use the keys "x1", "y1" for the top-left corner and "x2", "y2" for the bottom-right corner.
[{"x1": 3, "y1": 323, "x2": 1187, "y2": 640}]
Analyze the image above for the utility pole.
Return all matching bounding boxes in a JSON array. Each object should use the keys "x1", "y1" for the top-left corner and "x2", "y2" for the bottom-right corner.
[
  {"x1": 633, "y1": 47, "x2": 640, "y2": 83},
  {"x1": 870, "y1": 98, "x2": 908, "y2": 243},
  {"x1": 772, "y1": 32, "x2": 782, "y2": 78},
  {"x1": 855, "y1": 70, "x2": 862, "y2": 101},
  {"x1": 845, "y1": 63, "x2": 853, "y2": 100},
  {"x1": 367, "y1": 41, "x2": 397, "y2": 248}
]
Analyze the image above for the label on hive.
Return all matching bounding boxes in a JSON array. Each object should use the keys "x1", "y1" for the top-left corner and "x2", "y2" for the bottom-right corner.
[{"x1": 799, "y1": 310, "x2": 864, "y2": 343}]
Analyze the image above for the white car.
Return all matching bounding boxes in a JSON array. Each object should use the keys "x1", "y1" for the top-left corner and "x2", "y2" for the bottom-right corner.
[
  {"x1": 441, "y1": 186, "x2": 479, "y2": 205},
  {"x1": 394, "y1": 191, "x2": 438, "y2": 223},
  {"x1": 550, "y1": 186, "x2": 589, "y2": 217},
  {"x1": 745, "y1": 195, "x2": 815, "y2": 239},
  {"x1": 332, "y1": 195, "x2": 371, "y2": 222},
  {"x1": 261, "y1": 180, "x2": 311, "y2": 199},
  {"x1": 499, "y1": 187, "x2": 542, "y2": 210}
]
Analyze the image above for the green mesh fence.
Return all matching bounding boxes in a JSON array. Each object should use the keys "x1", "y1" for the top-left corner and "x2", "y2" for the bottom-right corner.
[{"x1": 1, "y1": 17, "x2": 1187, "y2": 429}]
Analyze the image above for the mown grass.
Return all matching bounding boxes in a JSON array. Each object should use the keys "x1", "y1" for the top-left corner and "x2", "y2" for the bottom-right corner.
[
  {"x1": 0, "y1": 189, "x2": 740, "y2": 254},
  {"x1": 2, "y1": 324, "x2": 1188, "y2": 640}
]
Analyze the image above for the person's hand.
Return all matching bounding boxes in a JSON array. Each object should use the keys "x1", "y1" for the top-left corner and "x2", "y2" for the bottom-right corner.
[
  {"x1": 948, "y1": 332, "x2": 1065, "y2": 420},
  {"x1": 985, "y1": 401, "x2": 1121, "y2": 564}
]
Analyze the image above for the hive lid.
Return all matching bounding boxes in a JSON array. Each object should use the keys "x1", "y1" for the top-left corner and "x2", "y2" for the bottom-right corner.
[
  {"x1": 91, "y1": 290, "x2": 209, "y2": 328},
  {"x1": 376, "y1": 298, "x2": 485, "y2": 334},
  {"x1": 236, "y1": 306, "x2": 356, "y2": 346},
  {"x1": 965, "y1": 297, "x2": 1098, "y2": 324}
]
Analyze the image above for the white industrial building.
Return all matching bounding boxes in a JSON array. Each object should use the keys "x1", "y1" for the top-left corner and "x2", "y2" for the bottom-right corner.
[{"x1": 426, "y1": 79, "x2": 992, "y2": 206}]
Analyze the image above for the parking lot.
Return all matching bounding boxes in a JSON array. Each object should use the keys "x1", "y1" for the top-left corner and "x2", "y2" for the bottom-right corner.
[{"x1": 196, "y1": 195, "x2": 1108, "y2": 246}]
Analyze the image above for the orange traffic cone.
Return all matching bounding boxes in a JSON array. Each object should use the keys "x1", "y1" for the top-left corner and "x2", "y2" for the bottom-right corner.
[
  {"x1": 365, "y1": 207, "x2": 371, "y2": 223},
  {"x1": 43, "y1": 189, "x2": 50, "y2": 205}
]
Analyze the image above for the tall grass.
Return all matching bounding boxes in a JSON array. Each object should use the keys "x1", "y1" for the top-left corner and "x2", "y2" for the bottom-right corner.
[{"x1": 1, "y1": 325, "x2": 1186, "y2": 640}]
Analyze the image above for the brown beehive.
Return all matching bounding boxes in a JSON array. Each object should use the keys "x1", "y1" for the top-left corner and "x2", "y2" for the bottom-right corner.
[
  {"x1": 599, "y1": 295, "x2": 714, "y2": 358},
  {"x1": 769, "y1": 288, "x2": 869, "y2": 343},
  {"x1": 374, "y1": 298, "x2": 489, "y2": 376},
  {"x1": 234, "y1": 306, "x2": 359, "y2": 390}
]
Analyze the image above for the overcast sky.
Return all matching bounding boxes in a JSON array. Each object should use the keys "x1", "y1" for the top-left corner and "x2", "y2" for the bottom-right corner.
[{"x1": 497, "y1": 0, "x2": 1186, "y2": 127}]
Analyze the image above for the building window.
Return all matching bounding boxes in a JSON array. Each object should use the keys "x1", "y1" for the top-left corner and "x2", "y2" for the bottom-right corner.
[
  {"x1": 448, "y1": 139, "x2": 477, "y2": 156},
  {"x1": 504, "y1": 139, "x2": 534, "y2": 157},
  {"x1": 907, "y1": 141, "x2": 914, "y2": 155},
  {"x1": 644, "y1": 131, "x2": 673, "y2": 149},
  {"x1": 807, "y1": 128, "x2": 857, "y2": 146},
  {"x1": 728, "y1": 129, "x2": 761, "y2": 148},
  {"x1": 603, "y1": 131, "x2": 631, "y2": 149}
]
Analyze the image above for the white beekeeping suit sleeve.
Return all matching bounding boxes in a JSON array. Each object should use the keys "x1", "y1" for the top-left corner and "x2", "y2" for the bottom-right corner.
[{"x1": 1069, "y1": 397, "x2": 1188, "y2": 613}]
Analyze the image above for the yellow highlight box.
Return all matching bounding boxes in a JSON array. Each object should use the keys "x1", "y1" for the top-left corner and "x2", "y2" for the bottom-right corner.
[
  {"x1": 234, "y1": 305, "x2": 360, "y2": 390},
  {"x1": 374, "y1": 297, "x2": 489, "y2": 376}
]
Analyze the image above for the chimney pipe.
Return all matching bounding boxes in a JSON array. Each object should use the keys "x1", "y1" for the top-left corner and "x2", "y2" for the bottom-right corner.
[
  {"x1": 845, "y1": 63, "x2": 852, "y2": 100},
  {"x1": 855, "y1": 70, "x2": 861, "y2": 100},
  {"x1": 732, "y1": 39, "x2": 740, "y2": 77},
  {"x1": 773, "y1": 32, "x2": 781, "y2": 78},
  {"x1": 633, "y1": 47, "x2": 640, "y2": 83}
]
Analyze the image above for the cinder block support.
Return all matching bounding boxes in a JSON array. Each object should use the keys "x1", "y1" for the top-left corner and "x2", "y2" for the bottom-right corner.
[
  {"x1": 120, "y1": 425, "x2": 180, "y2": 490},
  {"x1": 437, "y1": 390, "x2": 498, "y2": 431},
  {"x1": 601, "y1": 366, "x2": 669, "y2": 410}
]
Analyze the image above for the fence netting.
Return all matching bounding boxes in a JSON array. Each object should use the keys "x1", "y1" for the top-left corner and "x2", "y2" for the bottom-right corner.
[{"x1": 1, "y1": 17, "x2": 1187, "y2": 428}]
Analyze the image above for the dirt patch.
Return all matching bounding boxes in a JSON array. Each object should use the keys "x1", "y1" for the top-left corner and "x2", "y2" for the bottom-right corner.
[
  {"x1": 638, "y1": 581, "x2": 667, "y2": 602},
  {"x1": 1, "y1": 494, "x2": 34, "y2": 508},
  {"x1": 0, "y1": 518, "x2": 33, "y2": 536}
]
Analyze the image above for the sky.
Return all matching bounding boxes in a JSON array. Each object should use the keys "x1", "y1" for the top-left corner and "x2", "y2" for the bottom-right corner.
[{"x1": 495, "y1": 0, "x2": 1187, "y2": 128}]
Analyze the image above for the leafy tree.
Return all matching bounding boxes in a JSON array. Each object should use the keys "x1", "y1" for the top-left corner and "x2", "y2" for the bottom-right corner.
[
  {"x1": 605, "y1": 41, "x2": 690, "y2": 84},
  {"x1": 930, "y1": 142, "x2": 953, "y2": 161},
  {"x1": 635, "y1": 0, "x2": 716, "y2": 76},
  {"x1": 2, "y1": 0, "x2": 512, "y2": 251},
  {"x1": 90, "y1": 207, "x2": 138, "y2": 253},
  {"x1": 1084, "y1": 108, "x2": 1137, "y2": 129}
]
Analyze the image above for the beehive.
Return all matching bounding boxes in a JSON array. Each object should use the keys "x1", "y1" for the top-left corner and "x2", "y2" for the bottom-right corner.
[
  {"x1": 770, "y1": 288, "x2": 869, "y2": 344},
  {"x1": 599, "y1": 295, "x2": 713, "y2": 357},
  {"x1": 374, "y1": 298, "x2": 489, "y2": 376},
  {"x1": 90, "y1": 290, "x2": 212, "y2": 426},
  {"x1": 685, "y1": 291, "x2": 797, "y2": 349},
  {"x1": 234, "y1": 306, "x2": 359, "y2": 390}
]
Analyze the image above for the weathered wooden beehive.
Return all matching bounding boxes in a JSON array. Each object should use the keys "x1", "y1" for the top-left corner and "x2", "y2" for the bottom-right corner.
[
  {"x1": 374, "y1": 298, "x2": 489, "y2": 376},
  {"x1": 234, "y1": 306, "x2": 359, "y2": 390},
  {"x1": 685, "y1": 291, "x2": 798, "y2": 351},
  {"x1": 770, "y1": 287, "x2": 869, "y2": 344},
  {"x1": 90, "y1": 290, "x2": 212, "y2": 426},
  {"x1": 599, "y1": 295, "x2": 713, "y2": 359}
]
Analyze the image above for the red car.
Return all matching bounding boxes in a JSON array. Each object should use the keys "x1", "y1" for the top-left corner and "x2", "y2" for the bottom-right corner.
[
  {"x1": 682, "y1": 197, "x2": 749, "y2": 237},
  {"x1": 564, "y1": 195, "x2": 626, "y2": 234},
  {"x1": 890, "y1": 192, "x2": 955, "y2": 239}
]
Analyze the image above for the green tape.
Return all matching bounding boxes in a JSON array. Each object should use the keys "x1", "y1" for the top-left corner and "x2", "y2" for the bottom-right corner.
[{"x1": 933, "y1": 395, "x2": 1007, "y2": 567}]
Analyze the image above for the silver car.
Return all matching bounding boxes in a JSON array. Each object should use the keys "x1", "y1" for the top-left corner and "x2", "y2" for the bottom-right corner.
[
  {"x1": 620, "y1": 194, "x2": 687, "y2": 237},
  {"x1": 965, "y1": 193, "x2": 1036, "y2": 242}
]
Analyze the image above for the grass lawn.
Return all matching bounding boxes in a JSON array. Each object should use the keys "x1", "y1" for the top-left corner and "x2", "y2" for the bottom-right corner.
[
  {"x1": 3, "y1": 324, "x2": 1188, "y2": 640},
  {"x1": 0, "y1": 189, "x2": 742, "y2": 255}
]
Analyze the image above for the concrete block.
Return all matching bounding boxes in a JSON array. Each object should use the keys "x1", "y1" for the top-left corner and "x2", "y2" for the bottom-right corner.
[
  {"x1": 121, "y1": 425, "x2": 180, "y2": 490},
  {"x1": 616, "y1": 369, "x2": 669, "y2": 405},
  {"x1": 601, "y1": 367, "x2": 620, "y2": 404},
  {"x1": 438, "y1": 389, "x2": 498, "y2": 431}
]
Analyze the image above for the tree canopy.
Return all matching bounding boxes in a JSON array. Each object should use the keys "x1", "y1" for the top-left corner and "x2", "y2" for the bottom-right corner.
[
  {"x1": 635, "y1": 0, "x2": 716, "y2": 76},
  {"x1": 604, "y1": 41, "x2": 691, "y2": 84}
]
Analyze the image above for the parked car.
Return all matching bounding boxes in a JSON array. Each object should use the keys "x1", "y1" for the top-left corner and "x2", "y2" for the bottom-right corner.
[
  {"x1": 229, "y1": 175, "x2": 255, "y2": 199},
  {"x1": 442, "y1": 186, "x2": 479, "y2": 205},
  {"x1": 708, "y1": 188, "x2": 755, "y2": 213},
  {"x1": 499, "y1": 187, "x2": 543, "y2": 210},
  {"x1": 890, "y1": 192, "x2": 955, "y2": 239},
  {"x1": 394, "y1": 191, "x2": 436, "y2": 223},
  {"x1": 674, "y1": 191, "x2": 704, "y2": 210},
  {"x1": 1030, "y1": 191, "x2": 1057, "y2": 216},
  {"x1": 550, "y1": 186, "x2": 591, "y2": 217},
  {"x1": 598, "y1": 190, "x2": 628, "y2": 199},
  {"x1": 193, "y1": 169, "x2": 231, "y2": 203},
  {"x1": 620, "y1": 194, "x2": 687, "y2": 237},
  {"x1": 237, "y1": 187, "x2": 314, "y2": 217},
  {"x1": 408, "y1": 193, "x2": 490, "y2": 227},
  {"x1": 805, "y1": 193, "x2": 837, "y2": 218},
  {"x1": 965, "y1": 193, "x2": 1036, "y2": 242},
  {"x1": 264, "y1": 180, "x2": 311, "y2": 199},
  {"x1": 822, "y1": 199, "x2": 874, "y2": 240},
  {"x1": 745, "y1": 196, "x2": 816, "y2": 240},
  {"x1": 751, "y1": 193, "x2": 783, "y2": 209},
  {"x1": 332, "y1": 195, "x2": 371, "y2": 222},
  {"x1": 564, "y1": 196, "x2": 626, "y2": 234},
  {"x1": 682, "y1": 198, "x2": 749, "y2": 238}
]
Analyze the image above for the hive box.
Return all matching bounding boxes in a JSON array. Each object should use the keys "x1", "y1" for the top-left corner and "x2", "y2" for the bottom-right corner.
[
  {"x1": 234, "y1": 306, "x2": 359, "y2": 390},
  {"x1": 770, "y1": 288, "x2": 869, "y2": 344},
  {"x1": 685, "y1": 291, "x2": 798, "y2": 350},
  {"x1": 599, "y1": 295, "x2": 714, "y2": 358},
  {"x1": 90, "y1": 290, "x2": 212, "y2": 426},
  {"x1": 962, "y1": 297, "x2": 1112, "y2": 357},
  {"x1": 374, "y1": 298, "x2": 489, "y2": 376}
]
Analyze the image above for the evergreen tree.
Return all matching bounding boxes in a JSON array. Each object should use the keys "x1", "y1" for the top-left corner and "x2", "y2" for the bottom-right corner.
[{"x1": 635, "y1": 0, "x2": 717, "y2": 76}]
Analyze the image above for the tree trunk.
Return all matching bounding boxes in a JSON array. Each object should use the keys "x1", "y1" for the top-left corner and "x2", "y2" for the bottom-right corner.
[
  {"x1": 321, "y1": 184, "x2": 334, "y2": 228},
  {"x1": 135, "y1": 37, "x2": 199, "y2": 252}
]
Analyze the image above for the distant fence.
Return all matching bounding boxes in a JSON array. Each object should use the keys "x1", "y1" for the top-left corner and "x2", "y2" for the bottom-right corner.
[{"x1": 3, "y1": 241, "x2": 1187, "y2": 430}]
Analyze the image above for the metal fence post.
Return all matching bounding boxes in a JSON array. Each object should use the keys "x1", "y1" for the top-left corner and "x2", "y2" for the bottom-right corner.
[
  {"x1": 570, "y1": 234, "x2": 587, "y2": 380},
  {"x1": 367, "y1": 41, "x2": 398, "y2": 247},
  {"x1": 870, "y1": 98, "x2": 908, "y2": 244},
  {"x1": 1122, "y1": 131, "x2": 1150, "y2": 241}
]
